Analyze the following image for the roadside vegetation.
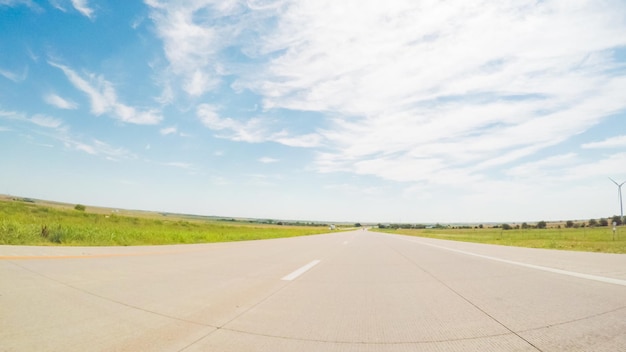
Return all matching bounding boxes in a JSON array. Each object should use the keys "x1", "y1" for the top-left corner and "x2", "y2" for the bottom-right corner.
[
  {"x1": 3, "y1": 196, "x2": 623, "y2": 252},
  {"x1": 373, "y1": 225, "x2": 626, "y2": 253},
  {"x1": 0, "y1": 198, "x2": 337, "y2": 246}
]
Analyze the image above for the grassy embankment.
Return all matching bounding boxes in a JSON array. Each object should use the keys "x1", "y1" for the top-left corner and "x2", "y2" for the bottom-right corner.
[
  {"x1": 0, "y1": 198, "x2": 335, "y2": 246},
  {"x1": 372, "y1": 227, "x2": 626, "y2": 253}
]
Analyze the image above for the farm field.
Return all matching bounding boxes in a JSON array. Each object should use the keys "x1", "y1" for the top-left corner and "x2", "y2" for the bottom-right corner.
[
  {"x1": 0, "y1": 197, "x2": 336, "y2": 246},
  {"x1": 372, "y1": 227, "x2": 626, "y2": 253}
]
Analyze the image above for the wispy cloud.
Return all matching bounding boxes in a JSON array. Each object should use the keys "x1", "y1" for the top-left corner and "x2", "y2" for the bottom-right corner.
[
  {"x1": 323, "y1": 183, "x2": 385, "y2": 197},
  {"x1": 49, "y1": 61, "x2": 162, "y2": 125},
  {"x1": 162, "y1": 161, "x2": 194, "y2": 170},
  {"x1": 146, "y1": 0, "x2": 626, "y2": 188},
  {"x1": 582, "y1": 135, "x2": 626, "y2": 149},
  {"x1": 61, "y1": 138, "x2": 137, "y2": 161},
  {"x1": 197, "y1": 103, "x2": 322, "y2": 147},
  {"x1": 0, "y1": 109, "x2": 66, "y2": 132},
  {"x1": 230, "y1": 1, "x2": 626, "y2": 186},
  {"x1": 0, "y1": 109, "x2": 25, "y2": 120},
  {"x1": 48, "y1": 0, "x2": 66, "y2": 12},
  {"x1": 145, "y1": 0, "x2": 289, "y2": 98},
  {"x1": 30, "y1": 114, "x2": 65, "y2": 130},
  {"x1": 197, "y1": 103, "x2": 268, "y2": 142},
  {"x1": 272, "y1": 131, "x2": 322, "y2": 148},
  {"x1": 245, "y1": 173, "x2": 283, "y2": 187},
  {"x1": 0, "y1": 66, "x2": 28, "y2": 82},
  {"x1": 145, "y1": 0, "x2": 235, "y2": 97},
  {"x1": 560, "y1": 153, "x2": 626, "y2": 182},
  {"x1": 2, "y1": 0, "x2": 89, "y2": 16},
  {"x1": 44, "y1": 93, "x2": 78, "y2": 110},
  {"x1": 70, "y1": 0, "x2": 94, "y2": 19},
  {"x1": 258, "y1": 156, "x2": 278, "y2": 163},
  {"x1": 506, "y1": 153, "x2": 579, "y2": 179},
  {"x1": 131, "y1": 15, "x2": 145, "y2": 29},
  {"x1": 0, "y1": 0, "x2": 41, "y2": 11},
  {"x1": 160, "y1": 126, "x2": 177, "y2": 135},
  {"x1": 1, "y1": 108, "x2": 138, "y2": 161}
]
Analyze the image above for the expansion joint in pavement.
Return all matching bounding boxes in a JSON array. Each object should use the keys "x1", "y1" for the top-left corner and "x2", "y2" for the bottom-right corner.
[
  {"x1": 518, "y1": 305, "x2": 626, "y2": 333},
  {"x1": 177, "y1": 278, "x2": 296, "y2": 351},
  {"x1": 386, "y1": 244, "x2": 545, "y2": 352},
  {"x1": 6, "y1": 260, "x2": 215, "y2": 328}
]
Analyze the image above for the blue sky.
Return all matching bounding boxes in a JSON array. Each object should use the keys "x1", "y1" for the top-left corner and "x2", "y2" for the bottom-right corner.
[{"x1": 1, "y1": 0, "x2": 625, "y2": 223}]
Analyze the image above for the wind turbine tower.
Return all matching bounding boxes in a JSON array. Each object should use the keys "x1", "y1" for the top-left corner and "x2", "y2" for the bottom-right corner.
[{"x1": 609, "y1": 177, "x2": 625, "y2": 225}]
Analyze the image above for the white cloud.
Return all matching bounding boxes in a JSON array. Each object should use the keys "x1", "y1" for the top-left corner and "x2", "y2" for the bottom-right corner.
[
  {"x1": 183, "y1": 70, "x2": 214, "y2": 97},
  {"x1": 0, "y1": 109, "x2": 66, "y2": 132},
  {"x1": 0, "y1": 66, "x2": 28, "y2": 82},
  {"x1": 229, "y1": 0, "x2": 626, "y2": 187},
  {"x1": 246, "y1": 0, "x2": 286, "y2": 11},
  {"x1": 0, "y1": 109, "x2": 25, "y2": 121},
  {"x1": 323, "y1": 183, "x2": 385, "y2": 197},
  {"x1": 145, "y1": 0, "x2": 239, "y2": 97},
  {"x1": 71, "y1": 141, "x2": 96, "y2": 155},
  {"x1": 0, "y1": 0, "x2": 41, "y2": 10},
  {"x1": 154, "y1": 83, "x2": 174, "y2": 105},
  {"x1": 258, "y1": 156, "x2": 278, "y2": 163},
  {"x1": 145, "y1": 0, "x2": 291, "y2": 98},
  {"x1": 197, "y1": 103, "x2": 322, "y2": 146},
  {"x1": 131, "y1": 16, "x2": 145, "y2": 29},
  {"x1": 582, "y1": 135, "x2": 626, "y2": 149},
  {"x1": 61, "y1": 138, "x2": 137, "y2": 160},
  {"x1": 499, "y1": 152, "x2": 626, "y2": 194},
  {"x1": 46, "y1": 0, "x2": 94, "y2": 18},
  {"x1": 0, "y1": 0, "x2": 28, "y2": 4},
  {"x1": 245, "y1": 173, "x2": 282, "y2": 187},
  {"x1": 197, "y1": 103, "x2": 267, "y2": 142},
  {"x1": 272, "y1": 132, "x2": 322, "y2": 148},
  {"x1": 160, "y1": 126, "x2": 177, "y2": 135},
  {"x1": 70, "y1": 0, "x2": 94, "y2": 19},
  {"x1": 48, "y1": 0, "x2": 65, "y2": 12},
  {"x1": 30, "y1": 114, "x2": 64, "y2": 129},
  {"x1": 0, "y1": 108, "x2": 139, "y2": 162},
  {"x1": 163, "y1": 161, "x2": 193, "y2": 169},
  {"x1": 44, "y1": 93, "x2": 78, "y2": 110},
  {"x1": 506, "y1": 153, "x2": 579, "y2": 179},
  {"x1": 49, "y1": 62, "x2": 162, "y2": 125}
]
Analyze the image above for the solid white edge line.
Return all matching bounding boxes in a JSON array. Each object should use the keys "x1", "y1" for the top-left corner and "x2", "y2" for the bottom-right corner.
[
  {"x1": 395, "y1": 237, "x2": 626, "y2": 287},
  {"x1": 281, "y1": 259, "x2": 321, "y2": 281}
]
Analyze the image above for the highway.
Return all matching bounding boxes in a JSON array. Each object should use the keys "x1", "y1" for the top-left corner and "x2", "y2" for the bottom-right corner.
[{"x1": 1, "y1": 230, "x2": 625, "y2": 351}]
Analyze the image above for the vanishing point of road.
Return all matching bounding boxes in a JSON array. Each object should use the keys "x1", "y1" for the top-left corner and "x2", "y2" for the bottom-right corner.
[{"x1": 1, "y1": 230, "x2": 625, "y2": 351}]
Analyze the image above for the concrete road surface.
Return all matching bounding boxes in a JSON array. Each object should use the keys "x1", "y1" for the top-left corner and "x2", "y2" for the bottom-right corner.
[{"x1": 1, "y1": 230, "x2": 625, "y2": 351}]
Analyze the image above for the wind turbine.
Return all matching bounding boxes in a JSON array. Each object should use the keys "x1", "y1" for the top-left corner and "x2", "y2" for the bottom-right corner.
[{"x1": 609, "y1": 177, "x2": 625, "y2": 225}]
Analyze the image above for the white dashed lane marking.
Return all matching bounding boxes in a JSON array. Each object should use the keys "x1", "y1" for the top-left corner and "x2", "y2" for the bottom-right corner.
[{"x1": 281, "y1": 259, "x2": 321, "y2": 281}]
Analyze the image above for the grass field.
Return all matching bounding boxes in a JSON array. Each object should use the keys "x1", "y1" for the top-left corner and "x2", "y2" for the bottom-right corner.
[
  {"x1": 3, "y1": 196, "x2": 624, "y2": 252},
  {"x1": 0, "y1": 198, "x2": 336, "y2": 246},
  {"x1": 372, "y1": 227, "x2": 626, "y2": 253}
]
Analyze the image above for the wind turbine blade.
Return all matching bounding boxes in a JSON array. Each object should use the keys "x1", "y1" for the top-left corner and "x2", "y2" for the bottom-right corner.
[{"x1": 609, "y1": 177, "x2": 619, "y2": 186}]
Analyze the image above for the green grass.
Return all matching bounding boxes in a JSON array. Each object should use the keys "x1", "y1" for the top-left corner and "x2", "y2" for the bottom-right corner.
[
  {"x1": 0, "y1": 199, "x2": 334, "y2": 246},
  {"x1": 372, "y1": 227, "x2": 626, "y2": 253}
]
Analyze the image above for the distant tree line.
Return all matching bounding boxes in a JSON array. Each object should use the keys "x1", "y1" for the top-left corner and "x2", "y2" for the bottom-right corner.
[
  {"x1": 378, "y1": 223, "x2": 433, "y2": 229},
  {"x1": 497, "y1": 216, "x2": 622, "y2": 230},
  {"x1": 378, "y1": 216, "x2": 623, "y2": 231},
  {"x1": 494, "y1": 221, "x2": 546, "y2": 230},
  {"x1": 247, "y1": 219, "x2": 335, "y2": 227},
  {"x1": 591, "y1": 216, "x2": 623, "y2": 226}
]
